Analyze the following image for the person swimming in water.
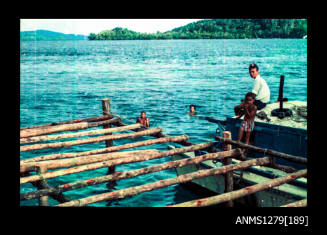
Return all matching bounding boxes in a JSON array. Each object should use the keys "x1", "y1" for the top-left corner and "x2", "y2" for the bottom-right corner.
[
  {"x1": 188, "y1": 105, "x2": 196, "y2": 115},
  {"x1": 136, "y1": 111, "x2": 149, "y2": 127}
]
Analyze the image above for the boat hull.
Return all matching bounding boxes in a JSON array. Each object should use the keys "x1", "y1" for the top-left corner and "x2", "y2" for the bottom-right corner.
[
  {"x1": 226, "y1": 117, "x2": 307, "y2": 169},
  {"x1": 171, "y1": 101, "x2": 307, "y2": 207},
  {"x1": 171, "y1": 147, "x2": 307, "y2": 207}
]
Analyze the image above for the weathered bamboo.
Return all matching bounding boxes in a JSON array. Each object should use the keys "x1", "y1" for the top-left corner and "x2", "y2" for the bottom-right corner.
[
  {"x1": 168, "y1": 169, "x2": 307, "y2": 207},
  {"x1": 102, "y1": 98, "x2": 114, "y2": 174},
  {"x1": 215, "y1": 136, "x2": 307, "y2": 164},
  {"x1": 21, "y1": 148, "x2": 241, "y2": 201},
  {"x1": 20, "y1": 122, "x2": 89, "y2": 138},
  {"x1": 102, "y1": 98, "x2": 113, "y2": 147},
  {"x1": 21, "y1": 135, "x2": 189, "y2": 163},
  {"x1": 20, "y1": 171, "x2": 71, "y2": 203},
  {"x1": 280, "y1": 199, "x2": 307, "y2": 207},
  {"x1": 114, "y1": 115, "x2": 214, "y2": 151},
  {"x1": 55, "y1": 157, "x2": 271, "y2": 206},
  {"x1": 20, "y1": 142, "x2": 214, "y2": 184},
  {"x1": 37, "y1": 166, "x2": 49, "y2": 206},
  {"x1": 235, "y1": 154, "x2": 297, "y2": 173},
  {"x1": 113, "y1": 119, "x2": 196, "y2": 147},
  {"x1": 20, "y1": 118, "x2": 120, "y2": 139},
  {"x1": 21, "y1": 186, "x2": 65, "y2": 202},
  {"x1": 20, "y1": 149, "x2": 160, "y2": 173},
  {"x1": 270, "y1": 160, "x2": 297, "y2": 173},
  {"x1": 20, "y1": 114, "x2": 113, "y2": 130},
  {"x1": 84, "y1": 118, "x2": 120, "y2": 128},
  {"x1": 20, "y1": 123, "x2": 142, "y2": 144},
  {"x1": 20, "y1": 150, "x2": 160, "y2": 184},
  {"x1": 20, "y1": 128, "x2": 162, "y2": 152},
  {"x1": 222, "y1": 131, "x2": 233, "y2": 207}
]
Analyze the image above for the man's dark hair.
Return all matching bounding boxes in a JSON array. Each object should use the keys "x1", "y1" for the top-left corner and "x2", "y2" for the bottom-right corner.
[
  {"x1": 245, "y1": 92, "x2": 256, "y2": 99},
  {"x1": 190, "y1": 105, "x2": 195, "y2": 109},
  {"x1": 249, "y1": 63, "x2": 259, "y2": 71}
]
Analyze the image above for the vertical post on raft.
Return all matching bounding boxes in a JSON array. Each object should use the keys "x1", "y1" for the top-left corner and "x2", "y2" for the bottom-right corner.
[
  {"x1": 38, "y1": 166, "x2": 49, "y2": 206},
  {"x1": 222, "y1": 131, "x2": 234, "y2": 207},
  {"x1": 278, "y1": 75, "x2": 285, "y2": 110},
  {"x1": 102, "y1": 98, "x2": 115, "y2": 174}
]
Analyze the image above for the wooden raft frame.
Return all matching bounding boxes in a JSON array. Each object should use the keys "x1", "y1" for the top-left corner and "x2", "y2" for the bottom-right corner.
[{"x1": 20, "y1": 98, "x2": 307, "y2": 207}]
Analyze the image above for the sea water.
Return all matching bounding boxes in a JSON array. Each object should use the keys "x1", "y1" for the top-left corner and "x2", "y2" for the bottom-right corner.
[{"x1": 20, "y1": 39, "x2": 307, "y2": 206}]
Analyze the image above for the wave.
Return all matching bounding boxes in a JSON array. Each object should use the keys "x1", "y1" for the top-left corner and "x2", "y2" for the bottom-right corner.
[{"x1": 77, "y1": 91, "x2": 99, "y2": 99}]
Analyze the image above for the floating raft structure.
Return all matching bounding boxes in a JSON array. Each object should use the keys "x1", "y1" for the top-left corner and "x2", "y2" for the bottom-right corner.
[{"x1": 20, "y1": 98, "x2": 307, "y2": 207}]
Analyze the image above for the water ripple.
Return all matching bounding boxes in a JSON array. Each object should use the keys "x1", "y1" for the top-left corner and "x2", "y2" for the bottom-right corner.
[{"x1": 20, "y1": 39, "x2": 307, "y2": 207}]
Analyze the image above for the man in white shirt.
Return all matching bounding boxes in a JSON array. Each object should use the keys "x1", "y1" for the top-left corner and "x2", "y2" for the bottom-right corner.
[{"x1": 234, "y1": 64, "x2": 270, "y2": 116}]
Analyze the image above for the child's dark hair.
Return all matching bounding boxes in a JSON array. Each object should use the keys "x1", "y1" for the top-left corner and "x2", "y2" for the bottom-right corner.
[
  {"x1": 245, "y1": 92, "x2": 256, "y2": 99},
  {"x1": 190, "y1": 104, "x2": 195, "y2": 108},
  {"x1": 249, "y1": 63, "x2": 259, "y2": 71}
]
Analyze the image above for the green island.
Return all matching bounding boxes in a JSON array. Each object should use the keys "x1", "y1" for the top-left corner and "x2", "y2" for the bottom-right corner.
[
  {"x1": 20, "y1": 19, "x2": 307, "y2": 41},
  {"x1": 89, "y1": 19, "x2": 307, "y2": 40},
  {"x1": 20, "y1": 30, "x2": 87, "y2": 41}
]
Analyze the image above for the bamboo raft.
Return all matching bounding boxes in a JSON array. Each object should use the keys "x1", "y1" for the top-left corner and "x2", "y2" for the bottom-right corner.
[{"x1": 20, "y1": 98, "x2": 307, "y2": 207}]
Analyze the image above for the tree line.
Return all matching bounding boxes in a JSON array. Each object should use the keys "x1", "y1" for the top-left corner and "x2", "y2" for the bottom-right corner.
[{"x1": 88, "y1": 19, "x2": 307, "y2": 40}]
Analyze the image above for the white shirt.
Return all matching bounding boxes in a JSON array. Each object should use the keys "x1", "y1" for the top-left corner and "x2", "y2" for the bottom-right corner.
[{"x1": 252, "y1": 74, "x2": 270, "y2": 103}]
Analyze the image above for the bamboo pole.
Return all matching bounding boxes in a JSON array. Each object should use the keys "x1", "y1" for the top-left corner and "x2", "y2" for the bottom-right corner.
[
  {"x1": 168, "y1": 169, "x2": 307, "y2": 207},
  {"x1": 236, "y1": 155, "x2": 298, "y2": 174},
  {"x1": 215, "y1": 136, "x2": 307, "y2": 164},
  {"x1": 20, "y1": 150, "x2": 160, "y2": 185},
  {"x1": 222, "y1": 131, "x2": 233, "y2": 207},
  {"x1": 113, "y1": 119, "x2": 196, "y2": 147},
  {"x1": 37, "y1": 166, "x2": 49, "y2": 206},
  {"x1": 111, "y1": 115, "x2": 213, "y2": 150},
  {"x1": 55, "y1": 157, "x2": 271, "y2": 207},
  {"x1": 269, "y1": 160, "x2": 297, "y2": 173},
  {"x1": 20, "y1": 128, "x2": 162, "y2": 152},
  {"x1": 20, "y1": 142, "x2": 214, "y2": 184},
  {"x1": 20, "y1": 171, "x2": 71, "y2": 203},
  {"x1": 84, "y1": 118, "x2": 120, "y2": 128},
  {"x1": 102, "y1": 98, "x2": 113, "y2": 147},
  {"x1": 21, "y1": 135, "x2": 189, "y2": 163},
  {"x1": 20, "y1": 118, "x2": 120, "y2": 139},
  {"x1": 102, "y1": 98, "x2": 114, "y2": 174},
  {"x1": 20, "y1": 122, "x2": 89, "y2": 138},
  {"x1": 21, "y1": 149, "x2": 241, "y2": 201},
  {"x1": 20, "y1": 114, "x2": 113, "y2": 130},
  {"x1": 280, "y1": 199, "x2": 307, "y2": 207},
  {"x1": 20, "y1": 123, "x2": 142, "y2": 144},
  {"x1": 20, "y1": 149, "x2": 160, "y2": 173}
]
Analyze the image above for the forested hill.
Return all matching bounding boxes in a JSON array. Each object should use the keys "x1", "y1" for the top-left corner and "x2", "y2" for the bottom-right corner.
[
  {"x1": 89, "y1": 19, "x2": 307, "y2": 40},
  {"x1": 171, "y1": 19, "x2": 307, "y2": 39},
  {"x1": 21, "y1": 30, "x2": 88, "y2": 41}
]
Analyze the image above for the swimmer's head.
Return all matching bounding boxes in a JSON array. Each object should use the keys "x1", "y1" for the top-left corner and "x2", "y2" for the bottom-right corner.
[{"x1": 189, "y1": 105, "x2": 196, "y2": 113}]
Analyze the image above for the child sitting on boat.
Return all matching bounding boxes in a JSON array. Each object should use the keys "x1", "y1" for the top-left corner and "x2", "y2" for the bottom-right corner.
[{"x1": 235, "y1": 92, "x2": 257, "y2": 154}]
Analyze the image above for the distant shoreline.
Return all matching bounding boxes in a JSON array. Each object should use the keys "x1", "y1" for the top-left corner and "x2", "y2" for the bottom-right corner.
[
  {"x1": 88, "y1": 19, "x2": 307, "y2": 40},
  {"x1": 21, "y1": 19, "x2": 307, "y2": 41},
  {"x1": 21, "y1": 38, "x2": 307, "y2": 42}
]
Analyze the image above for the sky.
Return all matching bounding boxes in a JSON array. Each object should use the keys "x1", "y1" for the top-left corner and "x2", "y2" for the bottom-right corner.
[{"x1": 20, "y1": 19, "x2": 203, "y2": 35}]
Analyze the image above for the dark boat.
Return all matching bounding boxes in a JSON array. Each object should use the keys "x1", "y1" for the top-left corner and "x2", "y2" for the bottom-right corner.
[{"x1": 171, "y1": 82, "x2": 307, "y2": 207}]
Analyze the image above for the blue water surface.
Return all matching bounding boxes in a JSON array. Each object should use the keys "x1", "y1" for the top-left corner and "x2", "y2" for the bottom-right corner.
[{"x1": 20, "y1": 39, "x2": 307, "y2": 206}]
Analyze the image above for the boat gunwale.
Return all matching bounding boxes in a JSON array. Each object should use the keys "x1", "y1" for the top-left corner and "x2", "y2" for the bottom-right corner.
[{"x1": 168, "y1": 145, "x2": 307, "y2": 194}]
